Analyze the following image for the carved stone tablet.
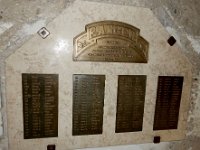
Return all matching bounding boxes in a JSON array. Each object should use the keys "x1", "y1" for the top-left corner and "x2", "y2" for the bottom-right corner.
[
  {"x1": 73, "y1": 21, "x2": 149, "y2": 63},
  {"x1": 116, "y1": 75, "x2": 146, "y2": 133},
  {"x1": 73, "y1": 75, "x2": 105, "y2": 135},
  {"x1": 22, "y1": 74, "x2": 58, "y2": 139},
  {"x1": 153, "y1": 76, "x2": 184, "y2": 130}
]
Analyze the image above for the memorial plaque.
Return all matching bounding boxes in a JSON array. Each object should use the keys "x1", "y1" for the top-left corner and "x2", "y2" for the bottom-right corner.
[
  {"x1": 153, "y1": 76, "x2": 184, "y2": 130},
  {"x1": 73, "y1": 74, "x2": 105, "y2": 135},
  {"x1": 22, "y1": 73, "x2": 58, "y2": 139},
  {"x1": 73, "y1": 21, "x2": 149, "y2": 63},
  {"x1": 116, "y1": 75, "x2": 146, "y2": 133}
]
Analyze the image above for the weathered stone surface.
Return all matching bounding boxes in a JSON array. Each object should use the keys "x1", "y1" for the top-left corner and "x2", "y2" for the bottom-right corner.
[{"x1": 0, "y1": 0, "x2": 200, "y2": 150}]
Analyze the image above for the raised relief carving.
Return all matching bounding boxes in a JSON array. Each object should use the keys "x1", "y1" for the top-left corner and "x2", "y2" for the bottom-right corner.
[{"x1": 74, "y1": 21, "x2": 149, "y2": 63}]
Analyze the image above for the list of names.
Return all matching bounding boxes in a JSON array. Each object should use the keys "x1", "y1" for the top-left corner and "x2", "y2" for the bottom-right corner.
[
  {"x1": 73, "y1": 74, "x2": 105, "y2": 135},
  {"x1": 22, "y1": 74, "x2": 58, "y2": 139},
  {"x1": 153, "y1": 76, "x2": 183, "y2": 130},
  {"x1": 116, "y1": 75, "x2": 146, "y2": 133}
]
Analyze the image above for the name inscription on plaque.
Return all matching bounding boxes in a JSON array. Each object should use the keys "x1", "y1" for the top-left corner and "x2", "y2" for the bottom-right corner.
[
  {"x1": 73, "y1": 21, "x2": 149, "y2": 63},
  {"x1": 22, "y1": 74, "x2": 58, "y2": 139},
  {"x1": 73, "y1": 74, "x2": 105, "y2": 135},
  {"x1": 116, "y1": 75, "x2": 146, "y2": 133},
  {"x1": 153, "y1": 76, "x2": 184, "y2": 130}
]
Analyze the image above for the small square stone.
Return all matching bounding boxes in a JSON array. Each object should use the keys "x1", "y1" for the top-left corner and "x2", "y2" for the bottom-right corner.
[
  {"x1": 153, "y1": 136, "x2": 161, "y2": 144},
  {"x1": 38, "y1": 27, "x2": 50, "y2": 39},
  {"x1": 167, "y1": 36, "x2": 176, "y2": 46},
  {"x1": 47, "y1": 145, "x2": 55, "y2": 150}
]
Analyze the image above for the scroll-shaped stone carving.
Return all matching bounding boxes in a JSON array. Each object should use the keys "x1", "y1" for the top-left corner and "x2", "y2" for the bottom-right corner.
[{"x1": 73, "y1": 21, "x2": 149, "y2": 63}]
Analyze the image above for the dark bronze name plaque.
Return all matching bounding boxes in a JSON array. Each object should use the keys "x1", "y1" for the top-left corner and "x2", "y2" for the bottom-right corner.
[
  {"x1": 153, "y1": 76, "x2": 184, "y2": 130},
  {"x1": 22, "y1": 73, "x2": 58, "y2": 139},
  {"x1": 73, "y1": 21, "x2": 149, "y2": 63},
  {"x1": 73, "y1": 74, "x2": 105, "y2": 135},
  {"x1": 116, "y1": 75, "x2": 146, "y2": 133}
]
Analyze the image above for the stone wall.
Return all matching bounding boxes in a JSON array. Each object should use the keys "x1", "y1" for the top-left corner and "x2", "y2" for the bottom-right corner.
[{"x1": 0, "y1": 0, "x2": 200, "y2": 150}]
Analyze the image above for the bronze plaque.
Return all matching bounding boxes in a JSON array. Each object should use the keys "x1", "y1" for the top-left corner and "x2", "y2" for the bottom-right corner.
[
  {"x1": 73, "y1": 74, "x2": 105, "y2": 135},
  {"x1": 22, "y1": 74, "x2": 58, "y2": 139},
  {"x1": 153, "y1": 76, "x2": 184, "y2": 130},
  {"x1": 73, "y1": 21, "x2": 149, "y2": 63},
  {"x1": 116, "y1": 75, "x2": 146, "y2": 133}
]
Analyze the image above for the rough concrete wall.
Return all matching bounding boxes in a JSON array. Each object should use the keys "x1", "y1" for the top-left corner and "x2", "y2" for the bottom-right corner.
[{"x1": 0, "y1": 0, "x2": 200, "y2": 150}]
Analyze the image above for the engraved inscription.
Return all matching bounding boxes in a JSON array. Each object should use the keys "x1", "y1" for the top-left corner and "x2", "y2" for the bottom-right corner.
[
  {"x1": 153, "y1": 76, "x2": 184, "y2": 130},
  {"x1": 73, "y1": 75, "x2": 105, "y2": 135},
  {"x1": 116, "y1": 75, "x2": 146, "y2": 133},
  {"x1": 74, "y1": 21, "x2": 149, "y2": 63},
  {"x1": 87, "y1": 24, "x2": 138, "y2": 41},
  {"x1": 22, "y1": 74, "x2": 58, "y2": 139}
]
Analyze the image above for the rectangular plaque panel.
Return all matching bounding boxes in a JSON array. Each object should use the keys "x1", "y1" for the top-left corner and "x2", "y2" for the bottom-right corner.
[
  {"x1": 73, "y1": 74, "x2": 105, "y2": 135},
  {"x1": 116, "y1": 75, "x2": 146, "y2": 133},
  {"x1": 153, "y1": 76, "x2": 184, "y2": 130},
  {"x1": 22, "y1": 73, "x2": 58, "y2": 139}
]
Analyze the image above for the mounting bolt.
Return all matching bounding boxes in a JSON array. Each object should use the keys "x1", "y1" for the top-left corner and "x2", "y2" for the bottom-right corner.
[
  {"x1": 167, "y1": 36, "x2": 176, "y2": 46},
  {"x1": 38, "y1": 27, "x2": 50, "y2": 39}
]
